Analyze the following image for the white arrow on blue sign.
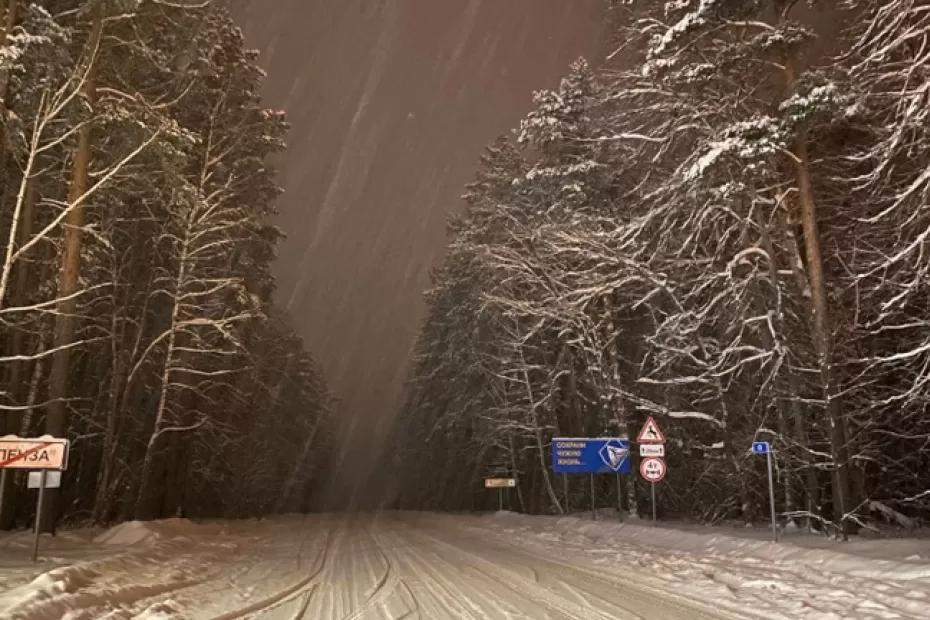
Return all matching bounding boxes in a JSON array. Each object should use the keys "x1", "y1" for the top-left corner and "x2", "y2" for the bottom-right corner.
[{"x1": 751, "y1": 441, "x2": 770, "y2": 454}]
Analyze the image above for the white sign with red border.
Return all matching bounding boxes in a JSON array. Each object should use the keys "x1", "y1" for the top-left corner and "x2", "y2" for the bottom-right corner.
[
  {"x1": 640, "y1": 457, "x2": 666, "y2": 483},
  {"x1": 636, "y1": 416, "x2": 666, "y2": 444},
  {"x1": 0, "y1": 436, "x2": 69, "y2": 470}
]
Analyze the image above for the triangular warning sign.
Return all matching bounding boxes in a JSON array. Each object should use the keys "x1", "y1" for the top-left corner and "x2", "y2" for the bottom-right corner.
[{"x1": 637, "y1": 416, "x2": 666, "y2": 444}]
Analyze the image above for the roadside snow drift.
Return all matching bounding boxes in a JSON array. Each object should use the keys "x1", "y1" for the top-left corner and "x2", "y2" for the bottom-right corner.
[{"x1": 0, "y1": 512, "x2": 927, "y2": 619}]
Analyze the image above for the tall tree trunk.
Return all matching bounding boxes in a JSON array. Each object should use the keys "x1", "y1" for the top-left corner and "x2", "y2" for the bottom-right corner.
[
  {"x1": 0, "y1": 330, "x2": 49, "y2": 529},
  {"x1": 507, "y1": 431, "x2": 527, "y2": 512},
  {"x1": 135, "y1": 218, "x2": 192, "y2": 520},
  {"x1": 0, "y1": 179, "x2": 36, "y2": 529},
  {"x1": 41, "y1": 13, "x2": 103, "y2": 533},
  {"x1": 782, "y1": 57, "x2": 853, "y2": 538},
  {"x1": 518, "y1": 344, "x2": 563, "y2": 515},
  {"x1": 719, "y1": 381, "x2": 755, "y2": 524},
  {"x1": 757, "y1": 205, "x2": 818, "y2": 528},
  {"x1": 0, "y1": 0, "x2": 19, "y2": 164},
  {"x1": 276, "y1": 416, "x2": 322, "y2": 513},
  {"x1": 94, "y1": 283, "x2": 156, "y2": 522},
  {"x1": 775, "y1": 209, "x2": 821, "y2": 528},
  {"x1": 6, "y1": 180, "x2": 37, "y2": 386},
  {"x1": 161, "y1": 431, "x2": 184, "y2": 517}
]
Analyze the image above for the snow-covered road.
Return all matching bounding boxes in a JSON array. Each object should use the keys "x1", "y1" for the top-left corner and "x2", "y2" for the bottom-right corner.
[{"x1": 2, "y1": 512, "x2": 929, "y2": 619}]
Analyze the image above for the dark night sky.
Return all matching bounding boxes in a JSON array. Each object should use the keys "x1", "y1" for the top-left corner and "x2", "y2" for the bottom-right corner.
[{"x1": 229, "y1": 0, "x2": 606, "y2": 501}]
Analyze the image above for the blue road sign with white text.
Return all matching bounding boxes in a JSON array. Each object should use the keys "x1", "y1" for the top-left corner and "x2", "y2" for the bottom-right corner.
[
  {"x1": 752, "y1": 441, "x2": 770, "y2": 454},
  {"x1": 551, "y1": 438, "x2": 631, "y2": 474}
]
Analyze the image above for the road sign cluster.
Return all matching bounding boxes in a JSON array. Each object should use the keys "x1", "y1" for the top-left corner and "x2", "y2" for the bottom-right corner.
[
  {"x1": 637, "y1": 416, "x2": 666, "y2": 484},
  {"x1": 635, "y1": 416, "x2": 667, "y2": 523},
  {"x1": 544, "y1": 418, "x2": 669, "y2": 522}
]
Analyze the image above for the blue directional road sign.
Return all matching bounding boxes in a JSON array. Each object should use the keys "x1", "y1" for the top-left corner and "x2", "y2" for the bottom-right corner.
[
  {"x1": 552, "y1": 438, "x2": 631, "y2": 474},
  {"x1": 752, "y1": 441, "x2": 771, "y2": 454}
]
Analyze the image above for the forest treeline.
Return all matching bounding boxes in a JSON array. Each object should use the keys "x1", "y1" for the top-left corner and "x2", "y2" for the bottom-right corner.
[
  {"x1": 0, "y1": 0, "x2": 332, "y2": 529},
  {"x1": 395, "y1": 0, "x2": 930, "y2": 536}
]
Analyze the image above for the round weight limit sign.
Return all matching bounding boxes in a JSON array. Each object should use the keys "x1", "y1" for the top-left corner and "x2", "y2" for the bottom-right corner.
[{"x1": 639, "y1": 457, "x2": 666, "y2": 483}]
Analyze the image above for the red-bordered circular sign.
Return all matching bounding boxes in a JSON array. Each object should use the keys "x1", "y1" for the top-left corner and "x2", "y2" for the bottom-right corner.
[{"x1": 639, "y1": 457, "x2": 666, "y2": 483}]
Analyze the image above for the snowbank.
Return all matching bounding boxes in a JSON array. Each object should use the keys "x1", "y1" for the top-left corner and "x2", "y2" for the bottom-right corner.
[
  {"x1": 456, "y1": 511, "x2": 930, "y2": 619},
  {"x1": 92, "y1": 522, "x2": 161, "y2": 547},
  {"x1": 93, "y1": 518, "x2": 224, "y2": 547},
  {"x1": 0, "y1": 518, "x2": 229, "y2": 619},
  {"x1": 2, "y1": 513, "x2": 928, "y2": 620},
  {"x1": 481, "y1": 511, "x2": 930, "y2": 581}
]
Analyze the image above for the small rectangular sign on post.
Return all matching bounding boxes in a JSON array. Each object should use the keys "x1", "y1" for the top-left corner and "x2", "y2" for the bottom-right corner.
[
  {"x1": 484, "y1": 478, "x2": 516, "y2": 488},
  {"x1": 27, "y1": 471, "x2": 62, "y2": 489},
  {"x1": 551, "y1": 438, "x2": 631, "y2": 475},
  {"x1": 485, "y1": 478, "x2": 515, "y2": 512},
  {"x1": 640, "y1": 444, "x2": 665, "y2": 457}
]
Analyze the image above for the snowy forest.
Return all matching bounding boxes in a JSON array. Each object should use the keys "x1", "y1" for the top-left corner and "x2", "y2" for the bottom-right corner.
[
  {"x1": 395, "y1": 0, "x2": 930, "y2": 536},
  {"x1": 0, "y1": 0, "x2": 332, "y2": 530}
]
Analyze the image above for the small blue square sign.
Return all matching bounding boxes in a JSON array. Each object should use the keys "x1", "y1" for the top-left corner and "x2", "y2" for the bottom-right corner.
[{"x1": 751, "y1": 441, "x2": 770, "y2": 454}]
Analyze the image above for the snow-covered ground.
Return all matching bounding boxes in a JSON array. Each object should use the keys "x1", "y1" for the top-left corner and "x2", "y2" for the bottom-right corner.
[{"x1": 1, "y1": 511, "x2": 928, "y2": 619}]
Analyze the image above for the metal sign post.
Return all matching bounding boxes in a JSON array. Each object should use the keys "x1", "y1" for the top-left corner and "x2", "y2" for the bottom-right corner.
[
  {"x1": 590, "y1": 474, "x2": 596, "y2": 521},
  {"x1": 766, "y1": 450, "x2": 777, "y2": 542},
  {"x1": 752, "y1": 441, "x2": 777, "y2": 542},
  {"x1": 616, "y1": 473, "x2": 622, "y2": 521},
  {"x1": 32, "y1": 471, "x2": 48, "y2": 562},
  {"x1": 0, "y1": 470, "x2": 7, "y2": 515},
  {"x1": 651, "y1": 482, "x2": 656, "y2": 523}
]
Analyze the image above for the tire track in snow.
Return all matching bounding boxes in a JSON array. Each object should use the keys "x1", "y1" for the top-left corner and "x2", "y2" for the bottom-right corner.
[
  {"x1": 208, "y1": 519, "x2": 341, "y2": 620},
  {"x1": 399, "y1": 524, "x2": 605, "y2": 619},
  {"x1": 408, "y1": 517, "x2": 732, "y2": 620},
  {"x1": 392, "y1": 579, "x2": 421, "y2": 620},
  {"x1": 287, "y1": 585, "x2": 318, "y2": 620},
  {"x1": 382, "y1": 518, "x2": 579, "y2": 619},
  {"x1": 403, "y1": 523, "x2": 604, "y2": 618},
  {"x1": 375, "y1": 523, "x2": 488, "y2": 619},
  {"x1": 337, "y1": 521, "x2": 398, "y2": 620}
]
